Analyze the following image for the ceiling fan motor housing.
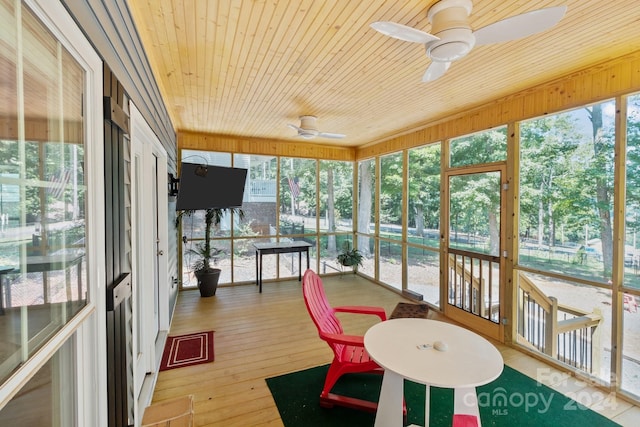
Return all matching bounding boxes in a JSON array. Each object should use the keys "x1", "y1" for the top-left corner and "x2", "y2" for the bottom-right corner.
[
  {"x1": 298, "y1": 115, "x2": 320, "y2": 138},
  {"x1": 299, "y1": 115, "x2": 319, "y2": 130},
  {"x1": 427, "y1": 0, "x2": 475, "y2": 62}
]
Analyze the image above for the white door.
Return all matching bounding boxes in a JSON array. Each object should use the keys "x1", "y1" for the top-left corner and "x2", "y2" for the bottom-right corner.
[{"x1": 130, "y1": 104, "x2": 169, "y2": 417}]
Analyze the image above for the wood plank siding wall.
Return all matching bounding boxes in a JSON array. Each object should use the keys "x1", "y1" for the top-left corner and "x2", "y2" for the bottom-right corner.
[{"x1": 180, "y1": 50, "x2": 640, "y2": 161}]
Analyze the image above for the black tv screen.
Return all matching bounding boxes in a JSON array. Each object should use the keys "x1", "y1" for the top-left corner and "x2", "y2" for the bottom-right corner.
[{"x1": 175, "y1": 163, "x2": 248, "y2": 210}]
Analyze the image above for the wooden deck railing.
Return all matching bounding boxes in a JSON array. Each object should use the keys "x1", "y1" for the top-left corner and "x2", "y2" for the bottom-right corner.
[
  {"x1": 517, "y1": 272, "x2": 603, "y2": 374},
  {"x1": 448, "y1": 250, "x2": 500, "y2": 322},
  {"x1": 448, "y1": 254, "x2": 603, "y2": 374}
]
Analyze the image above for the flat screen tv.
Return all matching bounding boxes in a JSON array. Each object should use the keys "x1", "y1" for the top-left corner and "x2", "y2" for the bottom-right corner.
[{"x1": 175, "y1": 163, "x2": 248, "y2": 210}]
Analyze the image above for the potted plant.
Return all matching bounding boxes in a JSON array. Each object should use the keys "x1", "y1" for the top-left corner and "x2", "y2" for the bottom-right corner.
[
  {"x1": 336, "y1": 239, "x2": 364, "y2": 273},
  {"x1": 179, "y1": 207, "x2": 243, "y2": 297}
]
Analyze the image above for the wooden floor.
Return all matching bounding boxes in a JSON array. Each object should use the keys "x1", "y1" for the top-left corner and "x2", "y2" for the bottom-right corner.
[{"x1": 150, "y1": 274, "x2": 640, "y2": 426}]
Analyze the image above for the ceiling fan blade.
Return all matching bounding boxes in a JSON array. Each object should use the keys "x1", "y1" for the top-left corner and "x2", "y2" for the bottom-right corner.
[
  {"x1": 370, "y1": 21, "x2": 439, "y2": 44},
  {"x1": 287, "y1": 124, "x2": 302, "y2": 132},
  {"x1": 422, "y1": 61, "x2": 451, "y2": 82},
  {"x1": 318, "y1": 132, "x2": 346, "y2": 139},
  {"x1": 473, "y1": 6, "x2": 567, "y2": 46}
]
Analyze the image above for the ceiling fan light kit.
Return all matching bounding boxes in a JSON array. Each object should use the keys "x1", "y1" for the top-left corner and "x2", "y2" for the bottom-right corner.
[
  {"x1": 370, "y1": 0, "x2": 567, "y2": 82},
  {"x1": 427, "y1": 28, "x2": 475, "y2": 62}
]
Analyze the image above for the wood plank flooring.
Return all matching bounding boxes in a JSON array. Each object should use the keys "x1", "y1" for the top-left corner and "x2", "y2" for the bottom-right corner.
[{"x1": 150, "y1": 274, "x2": 640, "y2": 426}]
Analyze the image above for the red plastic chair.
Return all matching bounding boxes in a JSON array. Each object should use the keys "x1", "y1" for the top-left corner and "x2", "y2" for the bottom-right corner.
[
  {"x1": 302, "y1": 268, "x2": 387, "y2": 412},
  {"x1": 452, "y1": 414, "x2": 480, "y2": 427}
]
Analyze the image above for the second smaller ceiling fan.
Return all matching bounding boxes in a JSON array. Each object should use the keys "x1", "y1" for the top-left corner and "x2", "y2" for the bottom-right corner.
[{"x1": 288, "y1": 115, "x2": 346, "y2": 140}]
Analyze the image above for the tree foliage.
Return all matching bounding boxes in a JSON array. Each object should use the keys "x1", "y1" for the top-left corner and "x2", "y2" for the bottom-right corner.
[
  {"x1": 408, "y1": 144, "x2": 440, "y2": 233},
  {"x1": 519, "y1": 101, "x2": 617, "y2": 278},
  {"x1": 239, "y1": 97, "x2": 639, "y2": 283},
  {"x1": 380, "y1": 153, "x2": 403, "y2": 225}
]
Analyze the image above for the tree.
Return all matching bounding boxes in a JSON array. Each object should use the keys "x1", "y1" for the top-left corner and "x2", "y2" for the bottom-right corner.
[
  {"x1": 408, "y1": 144, "x2": 441, "y2": 237},
  {"x1": 586, "y1": 104, "x2": 615, "y2": 276},
  {"x1": 448, "y1": 129, "x2": 506, "y2": 254},
  {"x1": 449, "y1": 172, "x2": 500, "y2": 254},
  {"x1": 625, "y1": 97, "x2": 640, "y2": 250},
  {"x1": 358, "y1": 160, "x2": 374, "y2": 257},
  {"x1": 380, "y1": 153, "x2": 403, "y2": 226},
  {"x1": 449, "y1": 128, "x2": 507, "y2": 166},
  {"x1": 326, "y1": 166, "x2": 336, "y2": 252},
  {"x1": 520, "y1": 115, "x2": 582, "y2": 248},
  {"x1": 519, "y1": 103, "x2": 616, "y2": 278},
  {"x1": 320, "y1": 160, "x2": 354, "y2": 254},
  {"x1": 281, "y1": 158, "x2": 316, "y2": 217}
]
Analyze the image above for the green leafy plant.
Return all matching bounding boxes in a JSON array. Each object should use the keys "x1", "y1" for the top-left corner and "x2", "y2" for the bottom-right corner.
[
  {"x1": 188, "y1": 241, "x2": 224, "y2": 272},
  {"x1": 178, "y1": 207, "x2": 244, "y2": 273},
  {"x1": 336, "y1": 239, "x2": 363, "y2": 272}
]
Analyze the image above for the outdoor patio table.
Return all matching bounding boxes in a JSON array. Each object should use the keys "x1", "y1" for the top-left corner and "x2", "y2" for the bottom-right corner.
[
  {"x1": 253, "y1": 241, "x2": 312, "y2": 292},
  {"x1": 364, "y1": 318, "x2": 504, "y2": 427}
]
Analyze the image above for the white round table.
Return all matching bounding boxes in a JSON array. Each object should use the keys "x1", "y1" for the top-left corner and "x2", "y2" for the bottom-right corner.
[{"x1": 364, "y1": 318, "x2": 503, "y2": 427}]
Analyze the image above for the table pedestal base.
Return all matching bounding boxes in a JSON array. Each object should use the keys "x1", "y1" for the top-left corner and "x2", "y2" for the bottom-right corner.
[
  {"x1": 374, "y1": 370, "x2": 404, "y2": 427},
  {"x1": 375, "y1": 376, "x2": 482, "y2": 427},
  {"x1": 453, "y1": 387, "x2": 481, "y2": 427}
]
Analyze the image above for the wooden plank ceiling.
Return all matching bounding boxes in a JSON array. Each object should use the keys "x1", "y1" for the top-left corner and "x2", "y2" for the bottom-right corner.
[{"x1": 127, "y1": 0, "x2": 640, "y2": 147}]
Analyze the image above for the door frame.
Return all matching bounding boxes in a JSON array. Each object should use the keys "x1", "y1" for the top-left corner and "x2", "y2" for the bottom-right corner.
[
  {"x1": 441, "y1": 163, "x2": 506, "y2": 342},
  {"x1": 130, "y1": 103, "x2": 169, "y2": 416}
]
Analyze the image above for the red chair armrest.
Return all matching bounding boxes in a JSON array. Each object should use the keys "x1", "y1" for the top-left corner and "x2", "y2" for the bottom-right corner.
[
  {"x1": 334, "y1": 306, "x2": 387, "y2": 321},
  {"x1": 321, "y1": 332, "x2": 365, "y2": 346}
]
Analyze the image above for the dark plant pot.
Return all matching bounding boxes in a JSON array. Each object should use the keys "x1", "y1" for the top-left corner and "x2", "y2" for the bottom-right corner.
[{"x1": 194, "y1": 268, "x2": 221, "y2": 297}]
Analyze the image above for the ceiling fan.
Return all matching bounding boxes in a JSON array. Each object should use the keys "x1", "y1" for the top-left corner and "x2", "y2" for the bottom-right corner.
[
  {"x1": 288, "y1": 115, "x2": 346, "y2": 139},
  {"x1": 370, "y1": 0, "x2": 567, "y2": 82}
]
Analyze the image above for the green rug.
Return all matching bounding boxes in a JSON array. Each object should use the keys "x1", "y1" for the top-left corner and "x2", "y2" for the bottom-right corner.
[{"x1": 266, "y1": 364, "x2": 620, "y2": 426}]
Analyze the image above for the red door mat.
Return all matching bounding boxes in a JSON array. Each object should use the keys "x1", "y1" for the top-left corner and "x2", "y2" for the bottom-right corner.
[{"x1": 160, "y1": 331, "x2": 215, "y2": 371}]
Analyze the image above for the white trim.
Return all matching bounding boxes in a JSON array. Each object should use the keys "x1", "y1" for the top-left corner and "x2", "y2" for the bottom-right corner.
[
  {"x1": 0, "y1": 306, "x2": 95, "y2": 406},
  {"x1": 153, "y1": 152, "x2": 170, "y2": 333},
  {"x1": 130, "y1": 103, "x2": 169, "y2": 425},
  {"x1": 0, "y1": 0, "x2": 106, "y2": 425}
]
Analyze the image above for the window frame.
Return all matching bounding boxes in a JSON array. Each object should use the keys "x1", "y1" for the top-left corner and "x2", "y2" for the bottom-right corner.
[{"x1": 0, "y1": 1, "x2": 105, "y2": 425}]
